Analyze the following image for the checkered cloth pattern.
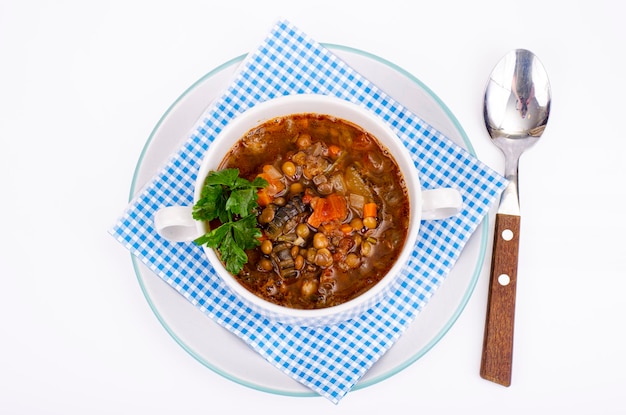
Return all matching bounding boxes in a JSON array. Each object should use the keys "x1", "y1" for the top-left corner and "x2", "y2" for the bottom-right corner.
[{"x1": 110, "y1": 19, "x2": 506, "y2": 403}]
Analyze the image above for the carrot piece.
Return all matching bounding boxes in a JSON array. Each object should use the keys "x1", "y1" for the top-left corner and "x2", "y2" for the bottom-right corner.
[
  {"x1": 257, "y1": 172, "x2": 285, "y2": 197},
  {"x1": 262, "y1": 164, "x2": 283, "y2": 180},
  {"x1": 328, "y1": 144, "x2": 342, "y2": 158},
  {"x1": 307, "y1": 193, "x2": 347, "y2": 228},
  {"x1": 363, "y1": 202, "x2": 377, "y2": 218},
  {"x1": 302, "y1": 188, "x2": 316, "y2": 204},
  {"x1": 257, "y1": 188, "x2": 273, "y2": 207},
  {"x1": 340, "y1": 224, "x2": 353, "y2": 234}
]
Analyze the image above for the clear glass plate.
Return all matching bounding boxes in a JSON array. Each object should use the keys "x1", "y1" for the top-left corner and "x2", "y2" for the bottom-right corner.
[{"x1": 129, "y1": 44, "x2": 488, "y2": 396}]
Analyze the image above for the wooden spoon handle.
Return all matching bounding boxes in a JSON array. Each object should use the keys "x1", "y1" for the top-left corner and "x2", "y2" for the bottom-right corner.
[{"x1": 480, "y1": 213, "x2": 521, "y2": 387}]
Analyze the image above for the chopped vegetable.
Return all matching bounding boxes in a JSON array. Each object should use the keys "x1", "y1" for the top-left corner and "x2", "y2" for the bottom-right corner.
[
  {"x1": 340, "y1": 224, "x2": 354, "y2": 234},
  {"x1": 363, "y1": 202, "x2": 377, "y2": 219},
  {"x1": 344, "y1": 165, "x2": 373, "y2": 201},
  {"x1": 192, "y1": 168, "x2": 268, "y2": 274},
  {"x1": 307, "y1": 193, "x2": 347, "y2": 228},
  {"x1": 348, "y1": 193, "x2": 365, "y2": 212},
  {"x1": 262, "y1": 164, "x2": 283, "y2": 180},
  {"x1": 256, "y1": 188, "x2": 273, "y2": 207},
  {"x1": 302, "y1": 187, "x2": 316, "y2": 204},
  {"x1": 328, "y1": 144, "x2": 342, "y2": 158},
  {"x1": 256, "y1": 165, "x2": 286, "y2": 204}
]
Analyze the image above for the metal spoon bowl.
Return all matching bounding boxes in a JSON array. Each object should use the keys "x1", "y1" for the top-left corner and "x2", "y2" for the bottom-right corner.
[{"x1": 480, "y1": 49, "x2": 551, "y2": 386}]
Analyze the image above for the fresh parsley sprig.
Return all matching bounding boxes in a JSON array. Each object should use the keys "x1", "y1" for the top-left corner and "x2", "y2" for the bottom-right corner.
[{"x1": 192, "y1": 168, "x2": 268, "y2": 275}]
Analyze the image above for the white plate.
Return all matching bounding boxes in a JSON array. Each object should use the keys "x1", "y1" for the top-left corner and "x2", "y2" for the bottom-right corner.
[{"x1": 129, "y1": 44, "x2": 488, "y2": 396}]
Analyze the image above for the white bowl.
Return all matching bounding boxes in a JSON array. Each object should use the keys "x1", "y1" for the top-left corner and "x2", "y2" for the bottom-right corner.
[{"x1": 193, "y1": 94, "x2": 422, "y2": 327}]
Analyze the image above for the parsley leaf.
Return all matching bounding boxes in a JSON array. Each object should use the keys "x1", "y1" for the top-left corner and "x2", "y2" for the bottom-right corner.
[
  {"x1": 226, "y1": 186, "x2": 257, "y2": 218},
  {"x1": 231, "y1": 214, "x2": 263, "y2": 250},
  {"x1": 192, "y1": 168, "x2": 268, "y2": 274}
]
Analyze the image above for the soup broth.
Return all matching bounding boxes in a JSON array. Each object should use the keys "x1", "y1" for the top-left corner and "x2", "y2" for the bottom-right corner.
[{"x1": 215, "y1": 113, "x2": 410, "y2": 309}]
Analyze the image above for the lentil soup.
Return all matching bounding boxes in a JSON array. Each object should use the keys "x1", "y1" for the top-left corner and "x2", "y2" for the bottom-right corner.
[{"x1": 213, "y1": 113, "x2": 410, "y2": 309}]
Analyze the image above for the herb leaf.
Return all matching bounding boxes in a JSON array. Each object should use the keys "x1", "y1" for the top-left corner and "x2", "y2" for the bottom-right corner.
[
  {"x1": 192, "y1": 168, "x2": 268, "y2": 274},
  {"x1": 193, "y1": 183, "x2": 226, "y2": 223},
  {"x1": 204, "y1": 168, "x2": 240, "y2": 187},
  {"x1": 232, "y1": 214, "x2": 263, "y2": 250},
  {"x1": 225, "y1": 187, "x2": 256, "y2": 218},
  {"x1": 217, "y1": 231, "x2": 248, "y2": 275}
]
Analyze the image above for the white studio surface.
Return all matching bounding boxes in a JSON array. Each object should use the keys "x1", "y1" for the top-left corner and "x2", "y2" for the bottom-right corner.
[{"x1": 1, "y1": 1, "x2": 624, "y2": 414}]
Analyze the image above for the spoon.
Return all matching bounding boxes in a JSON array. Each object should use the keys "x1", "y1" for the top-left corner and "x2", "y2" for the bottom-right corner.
[{"x1": 480, "y1": 49, "x2": 551, "y2": 386}]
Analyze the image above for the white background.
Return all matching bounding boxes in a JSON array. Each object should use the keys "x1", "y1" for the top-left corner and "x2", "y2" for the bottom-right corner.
[{"x1": 1, "y1": 0, "x2": 624, "y2": 413}]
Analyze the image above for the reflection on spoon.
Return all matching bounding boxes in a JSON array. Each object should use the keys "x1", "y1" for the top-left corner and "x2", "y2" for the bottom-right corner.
[{"x1": 512, "y1": 50, "x2": 535, "y2": 118}]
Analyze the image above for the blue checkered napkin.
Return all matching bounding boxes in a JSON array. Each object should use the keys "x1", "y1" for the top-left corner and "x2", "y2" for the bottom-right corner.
[{"x1": 110, "y1": 19, "x2": 506, "y2": 403}]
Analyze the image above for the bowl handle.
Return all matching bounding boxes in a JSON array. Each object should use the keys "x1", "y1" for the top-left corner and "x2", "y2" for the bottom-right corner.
[
  {"x1": 421, "y1": 188, "x2": 463, "y2": 220},
  {"x1": 153, "y1": 206, "x2": 199, "y2": 242}
]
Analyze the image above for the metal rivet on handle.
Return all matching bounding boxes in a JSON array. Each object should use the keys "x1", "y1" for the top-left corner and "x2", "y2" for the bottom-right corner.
[
  {"x1": 498, "y1": 274, "x2": 511, "y2": 286},
  {"x1": 501, "y1": 229, "x2": 514, "y2": 241}
]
